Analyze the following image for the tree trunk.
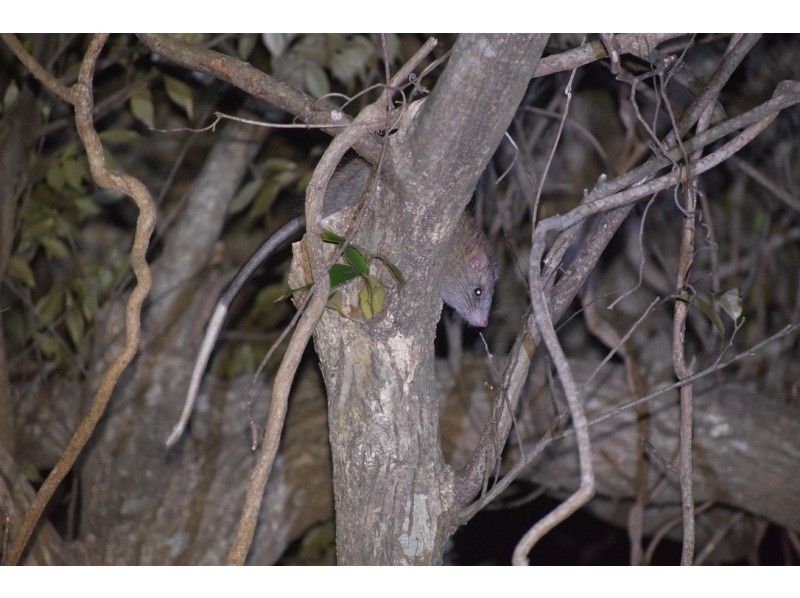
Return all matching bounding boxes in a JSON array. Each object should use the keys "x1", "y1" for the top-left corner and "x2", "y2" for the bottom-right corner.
[{"x1": 292, "y1": 34, "x2": 549, "y2": 564}]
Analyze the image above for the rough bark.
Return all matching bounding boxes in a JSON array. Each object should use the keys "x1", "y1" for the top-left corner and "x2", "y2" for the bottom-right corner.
[{"x1": 290, "y1": 34, "x2": 549, "y2": 564}]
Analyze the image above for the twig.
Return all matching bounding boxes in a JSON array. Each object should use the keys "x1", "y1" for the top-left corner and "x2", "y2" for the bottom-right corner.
[
  {"x1": 533, "y1": 34, "x2": 686, "y2": 79},
  {"x1": 521, "y1": 105, "x2": 611, "y2": 172},
  {"x1": 644, "y1": 501, "x2": 713, "y2": 564},
  {"x1": 2, "y1": 33, "x2": 157, "y2": 566},
  {"x1": 531, "y1": 60, "x2": 581, "y2": 225},
  {"x1": 461, "y1": 322, "x2": 800, "y2": 524},
  {"x1": 1, "y1": 34, "x2": 75, "y2": 103},
  {"x1": 693, "y1": 511, "x2": 745, "y2": 565},
  {"x1": 513, "y1": 53, "x2": 594, "y2": 566},
  {"x1": 136, "y1": 34, "x2": 437, "y2": 166},
  {"x1": 731, "y1": 155, "x2": 800, "y2": 213}
]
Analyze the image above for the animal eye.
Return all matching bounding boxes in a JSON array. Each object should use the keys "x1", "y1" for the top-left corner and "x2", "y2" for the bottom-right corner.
[{"x1": 474, "y1": 287, "x2": 482, "y2": 297}]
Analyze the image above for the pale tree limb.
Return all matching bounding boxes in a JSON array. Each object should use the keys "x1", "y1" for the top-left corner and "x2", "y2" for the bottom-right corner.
[{"x1": 1, "y1": 33, "x2": 157, "y2": 566}]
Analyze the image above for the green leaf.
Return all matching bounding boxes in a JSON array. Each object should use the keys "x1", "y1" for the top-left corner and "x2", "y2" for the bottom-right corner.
[
  {"x1": 228, "y1": 179, "x2": 263, "y2": 215},
  {"x1": 35, "y1": 288, "x2": 64, "y2": 327},
  {"x1": 321, "y1": 229, "x2": 345, "y2": 244},
  {"x1": 65, "y1": 305, "x2": 85, "y2": 346},
  {"x1": 331, "y1": 36, "x2": 374, "y2": 84},
  {"x1": 374, "y1": 254, "x2": 405, "y2": 288},
  {"x1": 359, "y1": 277, "x2": 385, "y2": 320},
  {"x1": 245, "y1": 168, "x2": 298, "y2": 223},
  {"x1": 329, "y1": 263, "x2": 360, "y2": 288},
  {"x1": 35, "y1": 332, "x2": 62, "y2": 360},
  {"x1": 4, "y1": 80, "x2": 19, "y2": 109},
  {"x1": 164, "y1": 75, "x2": 194, "y2": 119},
  {"x1": 99, "y1": 129, "x2": 140, "y2": 144},
  {"x1": 79, "y1": 284, "x2": 98, "y2": 321},
  {"x1": 130, "y1": 87, "x2": 155, "y2": 128},
  {"x1": 74, "y1": 196, "x2": 101, "y2": 218},
  {"x1": 344, "y1": 246, "x2": 369, "y2": 276},
  {"x1": 6, "y1": 256, "x2": 35, "y2": 288},
  {"x1": 716, "y1": 288, "x2": 743, "y2": 322},
  {"x1": 62, "y1": 158, "x2": 85, "y2": 192},
  {"x1": 97, "y1": 267, "x2": 114, "y2": 294},
  {"x1": 303, "y1": 62, "x2": 330, "y2": 98},
  {"x1": 46, "y1": 163, "x2": 66, "y2": 193},
  {"x1": 40, "y1": 236, "x2": 70, "y2": 260},
  {"x1": 275, "y1": 282, "x2": 313, "y2": 302}
]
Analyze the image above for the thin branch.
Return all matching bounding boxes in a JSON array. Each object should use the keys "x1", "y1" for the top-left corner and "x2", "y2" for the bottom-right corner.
[
  {"x1": 136, "y1": 34, "x2": 437, "y2": 165},
  {"x1": 731, "y1": 155, "x2": 800, "y2": 213},
  {"x1": 461, "y1": 322, "x2": 800, "y2": 523},
  {"x1": 1, "y1": 34, "x2": 75, "y2": 103},
  {"x1": 3, "y1": 33, "x2": 157, "y2": 566},
  {"x1": 693, "y1": 511, "x2": 745, "y2": 565},
  {"x1": 513, "y1": 54, "x2": 594, "y2": 565},
  {"x1": 533, "y1": 34, "x2": 686, "y2": 78}
]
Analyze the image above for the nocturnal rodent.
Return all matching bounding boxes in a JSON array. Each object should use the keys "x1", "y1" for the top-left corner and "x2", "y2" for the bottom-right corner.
[{"x1": 166, "y1": 157, "x2": 498, "y2": 446}]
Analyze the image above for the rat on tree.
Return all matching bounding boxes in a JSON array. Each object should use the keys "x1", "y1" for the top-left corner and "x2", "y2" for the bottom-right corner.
[{"x1": 168, "y1": 157, "x2": 499, "y2": 448}]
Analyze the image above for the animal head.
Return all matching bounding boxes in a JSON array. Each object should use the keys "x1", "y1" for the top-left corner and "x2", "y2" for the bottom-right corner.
[{"x1": 440, "y1": 217, "x2": 499, "y2": 328}]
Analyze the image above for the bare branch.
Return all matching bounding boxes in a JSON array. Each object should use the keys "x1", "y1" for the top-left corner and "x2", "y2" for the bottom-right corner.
[
  {"x1": 3, "y1": 33, "x2": 157, "y2": 565},
  {"x1": 0, "y1": 33, "x2": 75, "y2": 103}
]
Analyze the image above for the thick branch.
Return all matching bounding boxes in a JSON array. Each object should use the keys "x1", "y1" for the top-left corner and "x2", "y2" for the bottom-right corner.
[
  {"x1": 136, "y1": 34, "x2": 384, "y2": 164},
  {"x1": 404, "y1": 34, "x2": 549, "y2": 221},
  {"x1": 534, "y1": 34, "x2": 684, "y2": 78}
]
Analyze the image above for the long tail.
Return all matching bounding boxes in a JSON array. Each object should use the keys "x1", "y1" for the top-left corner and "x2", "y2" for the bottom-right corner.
[{"x1": 166, "y1": 217, "x2": 305, "y2": 447}]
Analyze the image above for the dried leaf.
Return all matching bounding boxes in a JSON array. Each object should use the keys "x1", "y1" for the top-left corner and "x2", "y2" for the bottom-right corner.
[
  {"x1": 677, "y1": 290, "x2": 725, "y2": 338},
  {"x1": 716, "y1": 288, "x2": 743, "y2": 322}
]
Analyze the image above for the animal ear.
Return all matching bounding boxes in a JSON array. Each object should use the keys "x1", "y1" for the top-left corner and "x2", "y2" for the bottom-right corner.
[{"x1": 468, "y1": 250, "x2": 488, "y2": 270}]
